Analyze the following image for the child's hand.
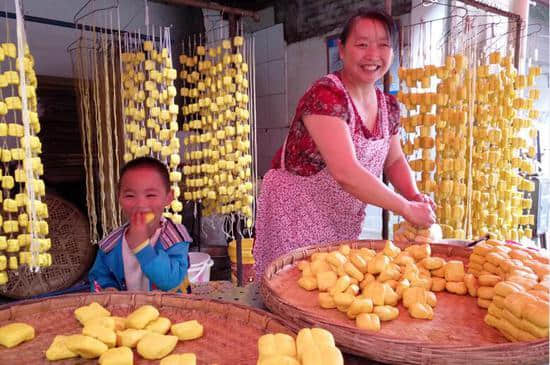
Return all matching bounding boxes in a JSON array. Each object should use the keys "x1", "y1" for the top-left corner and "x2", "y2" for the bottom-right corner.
[{"x1": 126, "y1": 211, "x2": 154, "y2": 250}]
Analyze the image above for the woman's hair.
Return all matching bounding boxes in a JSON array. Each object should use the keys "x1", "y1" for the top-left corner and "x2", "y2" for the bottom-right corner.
[
  {"x1": 119, "y1": 156, "x2": 171, "y2": 191},
  {"x1": 339, "y1": 8, "x2": 398, "y2": 49}
]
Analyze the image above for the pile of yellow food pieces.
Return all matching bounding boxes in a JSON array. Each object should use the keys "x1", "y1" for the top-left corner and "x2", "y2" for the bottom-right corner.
[
  {"x1": 392, "y1": 221, "x2": 443, "y2": 244},
  {"x1": 257, "y1": 327, "x2": 343, "y2": 365},
  {"x1": 0, "y1": 302, "x2": 203, "y2": 364},
  {"x1": 297, "y1": 240, "x2": 549, "y2": 341}
]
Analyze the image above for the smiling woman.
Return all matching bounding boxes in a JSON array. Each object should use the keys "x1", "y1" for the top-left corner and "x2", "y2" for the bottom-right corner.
[{"x1": 253, "y1": 8, "x2": 437, "y2": 280}]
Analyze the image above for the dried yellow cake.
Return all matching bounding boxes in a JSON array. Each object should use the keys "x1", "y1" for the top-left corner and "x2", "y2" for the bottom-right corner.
[
  {"x1": 64, "y1": 334, "x2": 108, "y2": 359},
  {"x1": 74, "y1": 302, "x2": 111, "y2": 326},
  {"x1": 126, "y1": 305, "x2": 160, "y2": 329},
  {"x1": 136, "y1": 332, "x2": 178, "y2": 360},
  {"x1": 160, "y1": 353, "x2": 197, "y2": 365},
  {"x1": 98, "y1": 346, "x2": 133, "y2": 365},
  {"x1": 45, "y1": 335, "x2": 78, "y2": 361},
  {"x1": 171, "y1": 320, "x2": 204, "y2": 341},
  {"x1": 0, "y1": 322, "x2": 35, "y2": 348}
]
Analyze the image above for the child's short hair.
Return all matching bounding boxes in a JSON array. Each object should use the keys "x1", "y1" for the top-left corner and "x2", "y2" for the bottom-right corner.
[{"x1": 119, "y1": 157, "x2": 170, "y2": 191}]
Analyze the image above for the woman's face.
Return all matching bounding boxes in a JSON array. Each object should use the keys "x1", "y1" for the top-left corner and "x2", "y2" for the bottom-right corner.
[{"x1": 339, "y1": 17, "x2": 393, "y2": 85}]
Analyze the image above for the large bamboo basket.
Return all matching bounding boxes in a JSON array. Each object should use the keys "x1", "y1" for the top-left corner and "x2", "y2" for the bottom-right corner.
[
  {"x1": 260, "y1": 239, "x2": 549, "y2": 365},
  {"x1": 0, "y1": 292, "x2": 293, "y2": 364}
]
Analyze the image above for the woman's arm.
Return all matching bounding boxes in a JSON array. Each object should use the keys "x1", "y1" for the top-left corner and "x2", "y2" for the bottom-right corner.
[
  {"x1": 384, "y1": 135, "x2": 436, "y2": 208},
  {"x1": 384, "y1": 135, "x2": 420, "y2": 200},
  {"x1": 304, "y1": 114, "x2": 435, "y2": 227}
]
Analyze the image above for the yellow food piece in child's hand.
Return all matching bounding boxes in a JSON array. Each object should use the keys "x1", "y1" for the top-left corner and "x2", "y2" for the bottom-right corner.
[
  {"x1": 45, "y1": 335, "x2": 78, "y2": 360},
  {"x1": 0, "y1": 322, "x2": 35, "y2": 348},
  {"x1": 160, "y1": 353, "x2": 197, "y2": 365},
  {"x1": 98, "y1": 346, "x2": 133, "y2": 365},
  {"x1": 144, "y1": 212, "x2": 155, "y2": 224},
  {"x1": 170, "y1": 319, "x2": 204, "y2": 340}
]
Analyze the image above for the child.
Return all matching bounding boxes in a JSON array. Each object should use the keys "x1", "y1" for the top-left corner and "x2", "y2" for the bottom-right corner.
[{"x1": 89, "y1": 157, "x2": 192, "y2": 293}]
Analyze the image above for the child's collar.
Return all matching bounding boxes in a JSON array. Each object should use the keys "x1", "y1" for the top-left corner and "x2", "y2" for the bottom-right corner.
[{"x1": 98, "y1": 216, "x2": 192, "y2": 253}]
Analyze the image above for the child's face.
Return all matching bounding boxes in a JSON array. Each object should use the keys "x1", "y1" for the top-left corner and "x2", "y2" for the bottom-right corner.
[{"x1": 118, "y1": 167, "x2": 173, "y2": 223}]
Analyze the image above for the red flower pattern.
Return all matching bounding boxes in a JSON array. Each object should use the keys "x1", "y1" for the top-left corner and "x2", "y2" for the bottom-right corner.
[{"x1": 272, "y1": 72, "x2": 401, "y2": 176}]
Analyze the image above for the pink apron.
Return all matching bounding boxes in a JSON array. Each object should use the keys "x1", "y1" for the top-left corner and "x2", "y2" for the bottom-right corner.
[{"x1": 253, "y1": 74, "x2": 391, "y2": 280}]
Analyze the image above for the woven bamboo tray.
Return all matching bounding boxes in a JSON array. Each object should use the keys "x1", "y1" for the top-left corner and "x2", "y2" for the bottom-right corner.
[
  {"x1": 0, "y1": 292, "x2": 293, "y2": 364},
  {"x1": 260, "y1": 239, "x2": 549, "y2": 365},
  {"x1": 0, "y1": 193, "x2": 94, "y2": 299}
]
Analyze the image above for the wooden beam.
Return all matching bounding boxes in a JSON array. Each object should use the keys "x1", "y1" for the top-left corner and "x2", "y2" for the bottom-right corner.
[{"x1": 152, "y1": 0, "x2": 260, "y2": 21}]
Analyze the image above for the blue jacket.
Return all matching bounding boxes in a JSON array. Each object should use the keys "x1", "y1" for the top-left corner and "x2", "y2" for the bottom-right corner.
[{"x1": 89, "y1": 218, "x2": 192, "y2": 292}]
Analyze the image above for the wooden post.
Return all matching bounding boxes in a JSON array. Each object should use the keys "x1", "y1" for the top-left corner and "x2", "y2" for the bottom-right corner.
[{"x1": 382, "y1": 0, "x2": 392, "y2": 240}]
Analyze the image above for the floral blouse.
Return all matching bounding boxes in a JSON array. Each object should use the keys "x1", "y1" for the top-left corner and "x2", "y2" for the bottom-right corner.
[{"x1": 272, "y1": 71, "x2": 401, "y2": 176}]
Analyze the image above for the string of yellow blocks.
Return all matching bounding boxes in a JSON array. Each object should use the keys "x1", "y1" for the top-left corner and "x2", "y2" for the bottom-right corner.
[
  {"x1": 120, "y1": 34, "x2": 184, "y2": 224},
  {"x1": 179, "y1": 35, "x2": 254, "y2": 227},
  {"x1": 397, "y1": 51, "x2": 540, "y2": 241},
  {"x1": 0, "y1": 41, "x2": 52, "y2": 285}
]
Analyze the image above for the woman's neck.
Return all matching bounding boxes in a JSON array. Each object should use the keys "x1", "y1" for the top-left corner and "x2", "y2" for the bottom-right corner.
[{"x1": 340, "y1": 69, "x2": 376, "y2": 103}]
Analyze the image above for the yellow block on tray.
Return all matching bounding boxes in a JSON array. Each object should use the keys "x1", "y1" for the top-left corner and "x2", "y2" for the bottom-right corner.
[
  {"x1": 160, "y1": 353, "x2": 197, "y2": 365},
  {"x1": 45, "y1": 335, "x2": 78, "y2": 360},
  {"x1": 0, "y1": 322, "x2": 35, "y2": 348},
  {"x1": 74, "y1": 302, "x2": 111, "y2": 325},
  {"x1": 171, "y1": 320, "x2": 204, "y2": 340}
]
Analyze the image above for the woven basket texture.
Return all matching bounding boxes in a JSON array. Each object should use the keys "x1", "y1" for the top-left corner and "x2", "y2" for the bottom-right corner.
[{"x1": 0, "y1": 193, "x2": 94, "y2": 299}]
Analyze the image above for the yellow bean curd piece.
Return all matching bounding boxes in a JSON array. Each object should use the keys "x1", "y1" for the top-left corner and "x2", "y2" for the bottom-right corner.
[
  {"x1": 446, "y1": 281, "x2": 468, "y2": 295},
  {"x1": 318, "y1": 292, "x2": 337, "y2": 309},
  {"x1": 64, "y1": 334, "x2": 108, "y2": 359},
  {"x1": 126, "y1": 305, "x2": 160, "y2": 329},
  {"x1": 45, "y1": 335, "x2": 78, "y2": 361},
  {"x1": 478, "y1": 274, "x2": 501, "y2": 287},
  {"x1": 136, "y1": 332, "x2": 178, "y2": 360},
  {"x1": 316, "y1": 271, "x2": 338, "y2": 292},
  {"x1": 301, "y1": 344, "x2": 344, "y2": 365},
  {"x1": 116, "y1": 329, "x2": 148, "y2": 348},
  {"x1": 170, "y1": 319, "x2": 204, "y2": 340},
  {"x1": 298, "y1": 276, "x2": 317, "y2": 291},
  {"x1": 431, "y1": 277, "x2": 446, "y2": 292},
  {"x1": 445, "y1": 260, "x2": 465, "y2": 282},
  {"x1": 257, "y1": 355, "x2": 300, "y2": 365},
  {"x1": 145, "y1": 316, "x2": 172, "y2": 334},
  {"x1": 356, "y1": 313, "x2": 381, "y2": 332},
  {"x1": 296, "y1": 328, "x2": 335, "y2": 361},
  {"x1": 160, "y1": 353, "x2": 197, "y2": 365},
  {"x1": 258, "y1": 333, "x2": 296, "y2": 359},
  {"x1": 74, "y1": 302, "x2": 111, "y2": 326},
  {"x1": 144, "y1": 212, "x2": 155, "y2": 223},
  {"x1": 373, "y1": 305, "x2": 399, "y2": 321},
  {"x1": 82, "y1": 322, "x2": 117, "y2": 348},
  {"x1": 421, "y1": 257, "x2": 446, "y2": 270},
  {"x1": 98, "y1": 346, "x2": 133, "y2": 365},
  {"x1": 0, "y1": 322, "x2": 34, "y2": 348},
  {"x1": 409, "y1": 302, "x2": 434, "y2": 320},
  {"x1": 346, "y1": 297, "x2": 374, "y2": 319},
  {"x1": 83, "y1": 316, "x2": 116, "y2": 330}
]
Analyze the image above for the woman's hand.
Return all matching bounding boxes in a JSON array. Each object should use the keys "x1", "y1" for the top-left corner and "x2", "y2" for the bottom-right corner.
[
  {"x1": 411, "y1": 192, "x2": 436, "y2": 211},
  {"x1": 402, "y1": 200, "x2": 436, "y2": 228}
]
